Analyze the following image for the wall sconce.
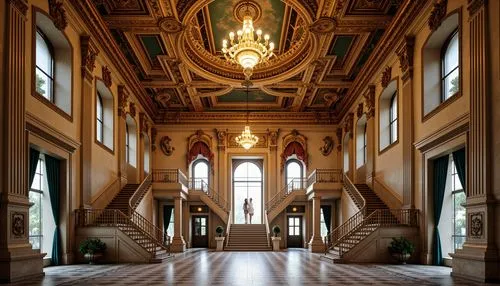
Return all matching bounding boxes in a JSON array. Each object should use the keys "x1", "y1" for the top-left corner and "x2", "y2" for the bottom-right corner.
[
  {"x1": 197, "y1": 207, "x2": 203, "y2": 212},
  {"x1": 292, "y1": 207, "x2": 297, "y2": 212}
]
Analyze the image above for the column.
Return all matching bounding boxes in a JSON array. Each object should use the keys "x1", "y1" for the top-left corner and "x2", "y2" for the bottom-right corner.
[
  {"x1": 215, "y1": 129, "x2": 227, "y2": 206},
  {"x1": 308, "y1": 195, "x2": 323, "y2": 252},
  {"x1": 267, "y1": 129, "x2": 279, "y2": 203},
  {"x1": 170, "y1": 197, "x2": 186, "y2": 252},
  {"x1": 396, "y1": 36, "x2": 415, "y2": 209},
  {"x1": 451, "y1": 0, "x2": 499, "y2": 282},
  {"x1": 117, "y1": 85, "x2": 129, "y2": 186},
  {"x1": 0, "y1": 1, "x2": 45, "y2": 282},
  {"x1": 80, "y1": 35, "x2": 99, "y2": 207},
  {"x1": 364, "y1": 86, "x2": 376, "y2": 187}
]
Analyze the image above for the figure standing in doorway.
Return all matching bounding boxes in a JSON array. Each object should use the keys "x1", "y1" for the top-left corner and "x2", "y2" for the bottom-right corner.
[
  {"x1": 248, "y1": 198, "x2": 254, "y2": 224},
  {"x1": 243, "y1": 198, "x2": 249, "y2": 224}
]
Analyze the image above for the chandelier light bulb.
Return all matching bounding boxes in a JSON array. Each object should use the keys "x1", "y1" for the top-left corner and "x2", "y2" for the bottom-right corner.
[
  {"x1": 264, "y1": 34, "x2": 270, "y2": 41},
  {"x1": 229, "y1": 32, "x2": 235, "y2": 39},
  {"x1": 237, "y1": 30, "x2": 243, "y2": 37},
  {"x1": 256, "y1": 29, "x2": 262, "y2": 36}
]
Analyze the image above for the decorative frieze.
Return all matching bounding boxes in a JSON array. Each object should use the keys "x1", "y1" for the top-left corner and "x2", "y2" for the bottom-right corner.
[
  {"x1": 102, "y1": 66, "x2": 112, "y2": 88},
  {"x1": 396, "y1": 36, "x2": 415, "y2": 82},
  {"x1": 80, "y1": 35, "x2": 99, "y2": 81},
  {"x1": 363, "y1": 85, "x2": 376, "y2": 119},
  {"x1": 356, "y1": 102, "x2": 364, "y2": 118},
  {"x1": 428, "y1": 0, "x2": 447, "y2": 31},
  {"x1": 49, "y1": 0, "x2": 68, "y2": 31},
  {"x1": 381, "y1": 66, "x2": 392, "y2": 88}
]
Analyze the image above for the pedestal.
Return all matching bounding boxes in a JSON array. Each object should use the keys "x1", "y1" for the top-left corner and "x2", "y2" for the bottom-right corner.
[
  {"x1": 272, "y1": 237, "x2": 281, "y2": 251},
  {"x1": 170, "y1": 236, "x2": 186, "y2": 253},
  {"x1": 215, "y1": 237, "x2": 225, "y2": 251},
  {"x1": 308, "y1": 236, "x2": 324, "y2": 253}
]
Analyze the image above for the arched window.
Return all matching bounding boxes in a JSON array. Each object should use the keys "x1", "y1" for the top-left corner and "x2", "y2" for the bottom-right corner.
[
  {"x1": 363, "y1": 124, "x2": 367, "y2": 164},
  {"x1": 35, "y1": 29, "x2": 54, "y2": 101},
  {"x1": 441, "y1": 30, "x2": 459, "y2": 101},
  {"x1": 286, "y1": 159, "x2": 303, "y2": 189},
  {"x1": 192, "y1": 159, "x2": 209, "y2": 190},
  {"x1": 125, "y1": 123, "x2": 130, "y2": 163},
  {"x1": 96, "y1": 92, "x2": 104, "y2": 143},
  {"x1": 356, "y1": 116, "x2": 367, "y2": 167},
  {"x1": 389, "y1": 91, "x2": 398, "y2": 144}
]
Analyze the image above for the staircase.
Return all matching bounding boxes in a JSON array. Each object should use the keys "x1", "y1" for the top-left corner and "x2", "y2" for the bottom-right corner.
[
  {"x1": 322, "y1": 175, "x2": 419, "y2": 263},
  {"x1": 266, "y1": 179, "x2": 306, "y2": 223},
  {"x1": 225, "y1": 224, "x2": 271, "y2": 251},
  {"x1": 105, "y1": 183, "x2": 139, "y2": 214},
  {"x1": 189, "y1": 179, "x2": 229, "y2": 223}
]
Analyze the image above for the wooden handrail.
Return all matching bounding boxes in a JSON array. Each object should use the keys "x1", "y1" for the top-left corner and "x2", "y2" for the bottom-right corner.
[
  {"x1": 225, "y1": 209, "x2": 232, "y2": 248},
  {"x1": 264, "y1": 211, "x2": 270, "y2": 247},
  {"x1": 189, "y1": 179, "x2": 229, "y2": 213},
  {"x1": 152, "y1": 169, "x2": 187, "y2": 187},
  {"x1": 266, "y1": 178, "x2": 307, "y2": 212},
  {"x1": 343, "y1": 173, "x2": 366, "y2": 210},
  {"x1": 307, "y1": 169, "x2": 343, "y2": 188},
  {"x1": 129, "y1": 174, "x2": 152, "y2": 211}
]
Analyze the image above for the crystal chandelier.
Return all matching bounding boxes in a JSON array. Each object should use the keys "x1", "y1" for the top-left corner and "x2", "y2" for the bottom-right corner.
[
  {"x1": 222, "y1": 3, "x2": 274, "y2": 80},
  {"x1": 235, "y1": 86, "x2": 259, "y2": 149}
]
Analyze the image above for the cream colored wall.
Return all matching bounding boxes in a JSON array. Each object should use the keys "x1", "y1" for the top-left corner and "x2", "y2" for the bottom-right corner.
[
  {"x1": 136, "y1": 188, "x2": 154, "y2": 222},
  {"x1": 340, "y1": 190, "x2": 358, "y2": 223}
]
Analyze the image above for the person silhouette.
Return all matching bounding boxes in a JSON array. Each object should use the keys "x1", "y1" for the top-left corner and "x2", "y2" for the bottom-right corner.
[
  {"x1": 248, "y1": 198, "x2": 254, "y2": 224},
  {"x1": 243, "y1": 198, "x2": 249, "y2": 224}
]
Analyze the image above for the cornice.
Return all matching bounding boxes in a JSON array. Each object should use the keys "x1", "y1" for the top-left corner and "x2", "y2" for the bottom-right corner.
[
  {"x1": 336, "y1": 0, "x2": 429, "y2": 122},
  {"x1": 154, "y1": 111, "x2": 336, "y2": 125},
  {"x1": 26, "y1": 112, "x2": 81, "y2": 152},
  {"x1": 68, "y1": 0, "x2": 156, "y2": 118}
]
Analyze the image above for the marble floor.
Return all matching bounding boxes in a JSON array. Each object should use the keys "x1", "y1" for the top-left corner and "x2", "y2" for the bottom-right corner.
[{"x1": 8, "y1": 249, "x2": 494, "y2": 285}]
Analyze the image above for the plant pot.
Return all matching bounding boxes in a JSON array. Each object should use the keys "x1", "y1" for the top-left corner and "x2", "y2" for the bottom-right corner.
[
  {"x1": 271, "y1": 236, "x2": 281, "y2": 251},
  {"x1": 391, "y1": 253, "x2": 411, "y2": 264},
  {"x1": 215, "y1": 236, "x2": 225, "y2": 252},
  {"x1": 84, "y1": 253, "x2": 103, "y2": 264}
]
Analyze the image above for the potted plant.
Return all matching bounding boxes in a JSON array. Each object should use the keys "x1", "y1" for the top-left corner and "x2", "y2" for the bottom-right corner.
[
  {"x1": 271, "y1": 225, "x2": 281, "y2": 251},
  {"x1": 79, "y1": 238, "x2": 106, "y2": 264},
  {"x1": 215, "y1": 225, "x2": 225, "y2": 251},
  {"x1": 388, "y1": 236, "x2": 415, "y2": 264}
]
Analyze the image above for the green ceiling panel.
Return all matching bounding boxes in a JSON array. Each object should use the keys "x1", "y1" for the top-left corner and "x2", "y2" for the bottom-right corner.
[
  {"x1": 328, "y1": 35, "x2": 355, "y2": 57},
  {"x1": 140, "y1": 35, "x2": 165, "y2": 64},
  {"x1": 217, "y1": 89, "x2": 277, "y2": 103},
  {"x1": 208, "y1": 0, "x2": 285, "y2": 51}
]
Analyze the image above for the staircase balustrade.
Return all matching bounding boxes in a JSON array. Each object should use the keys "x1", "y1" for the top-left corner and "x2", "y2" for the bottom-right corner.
[
  {"x1": 225, "y1": 209, "x2": 232, "y2": 247},
  {"x1": 152, "y1": 169, "x2": 188, "y2": 187},
  {"x1": 264, "y1": 210, "x2": 270, "y2": 247},
  {"x1": 189, "y1": 179, "x2": 229, "y2": 213},
  {"x1": 307, "y1": 169, "x2": 343, "y2": 188},
  {"x1": 266, "y1": 178, "x2": 307, "y2": 213}
]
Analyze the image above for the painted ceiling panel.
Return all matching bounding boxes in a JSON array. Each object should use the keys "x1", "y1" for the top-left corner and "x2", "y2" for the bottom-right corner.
[
  {"x1": 217, "y1": 89, "x2": 277, "y2": 103},
  {"x1": 139, "y1": 35, "x2": 166, "y2": 67}
]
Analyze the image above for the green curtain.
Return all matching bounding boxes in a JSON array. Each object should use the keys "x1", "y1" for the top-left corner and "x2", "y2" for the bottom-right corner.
[
  {"x1": 29, "y1": 148, "x2": 40, "y2": 188},
  {"x1": 432, "y1": 155, "x2": 449, "y2": 266},
  {"x1": 452, "y1": 148, "x2": 466, "y2": 192},
  {"x1": 320, "y1": 205, "x2": 331, "y2": 234},
  {"x1": 45, "y1": 155, "x2": 61, "y2": 266}
]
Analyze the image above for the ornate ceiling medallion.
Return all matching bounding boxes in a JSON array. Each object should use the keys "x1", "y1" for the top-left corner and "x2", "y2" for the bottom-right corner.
[
  {"x1": 222, "y1": 2, "x2": 275, "y2": 80},
  {"x1": 233, "y1": 0, "x2": 262, "y2": 23},
  {"x1": 309, "y1": 17, "x2": 337, "y2": 34}
]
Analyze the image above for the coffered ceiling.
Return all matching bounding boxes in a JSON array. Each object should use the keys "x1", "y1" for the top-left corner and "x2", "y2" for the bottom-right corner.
[{"x1": 86, "y1": 0, "x2": 404, "y2": 123}]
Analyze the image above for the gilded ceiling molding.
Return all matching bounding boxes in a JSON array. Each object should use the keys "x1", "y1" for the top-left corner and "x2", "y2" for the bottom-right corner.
[
  {"x1": 80, "y1": 35, "x2": 99, "y2": 81},
  {"x1": 468, "y1": 0, "x2": 485, "y2": 17},
  {"x1": 158, "y1": 16, "x2": 183, "y2": 34},
  {"x1": 102, "y1": 66, "x2": 112, "y2": 88},
  {"x1": 363, "y1": 85, "x2": 376, "y2": 120},
  {"x1": 151, "y1": 127, "x2": 158, "y2": 151},
  {"x1": 381, "y1": 66, "x2": 392, "y2": 88},
  {"x1": 129, "y1": 102, "x2": 137, "y2": 118},
  {"x1": 309, "y1": 17, "x2": 337, "y2": 34},
  {"x1": 336, "y1": 127, "x2": 343, "y2": 152},
  {"x1": 356, "y1": 102, "x2": 364, "y2": 118},
  {"x1": 428, "y1": 0, "x2": 448, "y2": 31},
  {"x1": 49, "y1": 0, "x2": 68, "y2": 31},
  {"x1": 117, "y1": 85, "x2": 129, "y2": 119},
  {"x1": 215, "y1": 129, "x2": 228, "y2": 151},
  {"x1": 280, "y1": 129, "x2": 308, "y2": 171},
  {"x1": 9, "y1": 0, "x2": 28, "y2": 16},
  {"x1": 176, "y1": 0, "x2": 198, "y2": 21},
  {"x1": 343, "y1": 112, "x2": 354, "y2": 137},
  {"x1": 396, "y1": 36, "x2": 415, "y2": 82}
]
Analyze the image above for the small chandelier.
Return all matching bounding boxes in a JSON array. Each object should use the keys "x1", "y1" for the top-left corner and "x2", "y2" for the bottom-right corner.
[
  {"x1": 235, "y1": 85, "x2": 259, "y2": 149},
  {"x1": 222, "y1": 4, "x2": 274, "y2": 80}
]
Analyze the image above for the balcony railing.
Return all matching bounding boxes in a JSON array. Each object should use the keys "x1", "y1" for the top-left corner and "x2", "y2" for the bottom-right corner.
[
  {"x1": 188, "y1": 179, "x2": 229, "y2": 212},
  {"x1": 307, "y1": 169, "x2": 343, "y2": 188},
  {"x1": 152, "y1": 169, "x2": 188, "y2": 187},
  {"x1": 266, "y1": 178, "x2": 307, "y2": 212}
]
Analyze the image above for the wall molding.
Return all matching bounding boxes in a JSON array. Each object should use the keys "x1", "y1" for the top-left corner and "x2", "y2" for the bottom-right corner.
[
  {"x1": 25, "y1": 112, "x2": 80, "y2": 152},
  {"x1": 414, "y1": 112, "x2": 469, "y2": 152}
]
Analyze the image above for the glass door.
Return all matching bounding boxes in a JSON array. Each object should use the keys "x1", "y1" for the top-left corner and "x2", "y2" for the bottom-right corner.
[
  {"x1": 233, "y1": 160, "x2": 263, "y2": 224},
  {"x1": 191, "y1": 216, "x2": 208, "y2": 247},
  {"x1": 287, "y1": 216, "x2": 303, "y2": 248}
]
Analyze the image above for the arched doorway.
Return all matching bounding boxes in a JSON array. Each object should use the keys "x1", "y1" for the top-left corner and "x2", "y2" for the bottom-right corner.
[{"x1": 233, "y1": 160, "x2": 263, "y2": 224}]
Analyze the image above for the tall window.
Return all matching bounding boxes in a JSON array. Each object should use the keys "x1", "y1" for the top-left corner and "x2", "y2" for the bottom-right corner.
[
  {"x1": 441, "y1": 30, "x2": 459, "y2": 101},
  {"x1": 192, "y1": 159, "x2": 209, "y2": 190},
  {"x1": 35, "y1": 29, "x2": 54, "y2": 101},
  {"x1": 125, "y1": 123, "x2": 130, "y2": 163},
  {"x1": 96, "y1": 92, "x2": 104, "y2": 143},
  {"x1": 389, "y1": 92, "x2": 398, "y2": 144},
  {"x1": 286, "y1": 159, "x2": 303, "y2": 190},
  {"x1": 450, "y1": 156, "x2": 466, "y2": 251},
  {"x1": 363, "y1": 124, "x2": 367, "y2": 164},
  {"x1": 233, "y1": 161, "x2": 263, "y2": 224}
]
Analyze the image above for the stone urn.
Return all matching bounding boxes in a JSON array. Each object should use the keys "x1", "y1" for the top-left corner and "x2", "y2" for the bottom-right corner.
[
  {"x1": 271, "y1": 236, "x2": 281, "y2": 251},
  {"x1": 215, "y1": 236, "x2": 225, "y2": 251}
]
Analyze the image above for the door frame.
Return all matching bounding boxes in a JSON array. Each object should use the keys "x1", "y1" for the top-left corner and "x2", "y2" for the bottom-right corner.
[{"x1": 231, "y1": 158, "x2": 264, "y2": 224}]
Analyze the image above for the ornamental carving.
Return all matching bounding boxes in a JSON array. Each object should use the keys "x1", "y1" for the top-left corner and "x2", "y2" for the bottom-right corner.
[
  {"x1": 428, "y1": 0, "x2": 447, "y2": 31},
  {"x1": 49, "y1": 0, "x2": 68, "y2": 31},
  {"x1": 151, "y1": 127, "x2": 158, "y2": 151},
  {"x1": 11, "y1": 212, "x2": 25, "y2": 238},
  {"x1": 343, "y1": 112, "x2": 354, "y2": 136},
  {"x1": 267, "y1": 129, "x2": 279, "y2": 146},
  {"x1": 309, "y1": 17, "x2": 337, "y2": 34},
  {"x1": 160, "y1": 136, "x2": 175, "y2": 156},
  {"x1": 80, "y1": 35, "x2": 99, "y2": 74},
  {"x1": 356, "y1": 102, "x2": 364, "y2": 118},
  {"x1": 468, "y1": 0, "x2": 485, "y2": 17},
  {"x1": 187, "y1": 130, "x2": 214, "y2": 170},
  {"x1": 396, "y1": 36, "x2": 415, "y2": 82},
  {"x1": 281, "y1": 130, "x2": 308, "y2": 171},
  {"x1": 381, "y1": 66, "x2": 392, "y2": 88},
  {"x1": 139, "y1": 112, "x2": 149, "y2": 135},
  {"x1": 102, "y1": 66, "x2": 112, "y2": 87},
  {"x1": 117, "y1": 85, "x2": 129, "y2": 118},
  {"x1": 215, "y1": 129, "x2": 227, "y2": 149},
  {"x1": 470, "y1": 212, "x2": 484, "y2": 238},
  {"x1": 319, "y1": 136, "x2": 334, "y2": 156},
  {"x1": 158, "y1": 17, "x2": 183, "y2": 34},
  {"x1": 10, "y1": 0, "x2": 28, "y2": 16},
  {"x1": 336, "y1": 128, "x2": 343, "y2": 152},
  {"x1": 363, "y1": 85, "x2": 376, "y2": 119},
  {"x1": 128, "y1": 102, "x2": 136, "y2": 117}
]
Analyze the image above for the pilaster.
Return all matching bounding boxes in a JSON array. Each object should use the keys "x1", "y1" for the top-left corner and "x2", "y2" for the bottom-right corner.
[
  {"x1": 267, "y1": 129, "x2": 279, "y2": 202},
  {"x1": 308, "y1": 195, "x2": 323, "y2": 252},
  {"x1": 396, "y1": 36, "x2": 415, "y2": 209},
  {"x1": 215, "y1": 129, "x2": 227, "y2": 203},
  {"x1": 364, "y1": 85, "x2": 376, "y2": 187},
  {"x1": 117, "y1": 85, "x2": 129, "y2": 185},
  {"x1": 0, "y1": 1, "x2": 45, "y2": 282},
  {"x1": 451, "y1": 0, "x2": 499, "y2": 282}
]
